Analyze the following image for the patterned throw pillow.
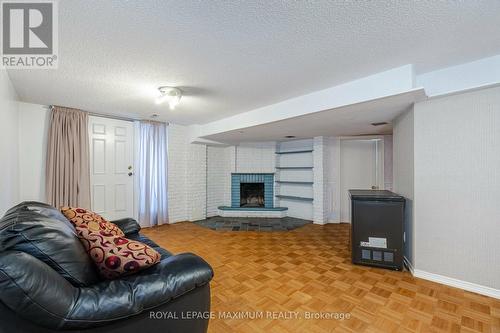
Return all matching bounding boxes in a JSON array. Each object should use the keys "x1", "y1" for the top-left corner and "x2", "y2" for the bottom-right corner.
[
  {"x1": 61, "y1": 207, "x2": 124, "y2": 237},
  {"x1": 76, "y1": 227, "x2": 161, "y2": 279},
  {"x1": 61, "y1": 207, "x2": 160, "y2": 279}
]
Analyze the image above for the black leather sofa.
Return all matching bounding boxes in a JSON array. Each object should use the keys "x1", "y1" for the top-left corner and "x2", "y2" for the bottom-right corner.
[{"x1": 0, "y1": 202, "x2": 213, "y2": 333}]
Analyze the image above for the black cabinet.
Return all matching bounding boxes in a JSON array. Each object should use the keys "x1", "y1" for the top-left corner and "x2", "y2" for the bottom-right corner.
[{"x1": 349, "y1": 190, "x2": 405, "y2": 271}]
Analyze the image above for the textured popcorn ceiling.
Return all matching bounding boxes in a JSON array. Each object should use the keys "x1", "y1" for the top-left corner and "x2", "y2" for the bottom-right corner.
[{"x1": 7, "y1": 0, "x2": 500, "y2": 124}]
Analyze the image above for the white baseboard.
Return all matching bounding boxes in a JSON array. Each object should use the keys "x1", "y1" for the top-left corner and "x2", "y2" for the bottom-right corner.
[
  {"x1": 413, "y1": 269, "x2": 500, "y2": 300},
  {"x1": 313, "y1": 219, "x2": 342, "y2": 225}
]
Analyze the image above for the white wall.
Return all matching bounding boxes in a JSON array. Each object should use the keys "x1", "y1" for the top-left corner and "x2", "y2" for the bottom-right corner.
[
  {"x1": 167, "y1": 123, "x2": 207, "y2": 222},
  {"x1": 392, "y1": 108, "x2": 415, "y2": 268},
  {"x1": 416, "y1": 54, "x2": 500, "y2": 97},
  {"x1": 18, "y1": 102, "x2": 50, "y2": 202},
  {"x1": 0, "y1": 69, "x2": 19, "y2": 215},
  {"x1": 207, "y1": 146, "x2": 226, "y2": 217},
  {"x1": 167, "y1": 124, "x2": 188, "y2": 222},
  {"x1": 383, "y1": 135, "x2": 393, "y2": 191},
  {"x1": 325, "y1": 137, "x2": 341, "y2": 222},
  {"x1": 312, "y1": 137, "x2": 327, "y2": 224},
  {"x1": 235, "y1": 142, "x2": 275, "y2": 173},
  {"x1": 223, "y1": 147, "x2": 236, "y2": 207},
  {"x1": 414, "y1": 86, "x2": 500, "y2": 292},
  {"x1": 186, "y1": 143, "x2": 207, "y2": 221},
  {"x1": 206, "y1": 146, "x2": 236, "y2": 216}
]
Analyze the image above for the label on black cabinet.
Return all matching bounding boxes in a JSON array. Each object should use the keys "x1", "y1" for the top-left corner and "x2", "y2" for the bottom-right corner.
[{"x1": 359, "y1": 237, "x2": 387, "y2": 248}]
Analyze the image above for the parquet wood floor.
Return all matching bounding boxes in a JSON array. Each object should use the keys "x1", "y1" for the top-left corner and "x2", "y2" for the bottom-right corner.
[{"x1": 142, "y1": 222, "x2": 500, "y2": 333}]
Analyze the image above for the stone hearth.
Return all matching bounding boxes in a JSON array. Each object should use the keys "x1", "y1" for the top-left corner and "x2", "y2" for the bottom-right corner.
[{"x1": 195, "y1": 216, "x2": 310, "y2": 231}]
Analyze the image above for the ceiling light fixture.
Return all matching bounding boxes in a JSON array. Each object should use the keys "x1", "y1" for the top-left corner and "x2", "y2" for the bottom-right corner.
[{"x1": 155, "y1": 86, "x2": 182, "y2": 110}]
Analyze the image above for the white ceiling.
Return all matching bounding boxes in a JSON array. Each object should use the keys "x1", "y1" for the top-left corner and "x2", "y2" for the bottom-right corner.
[
  {"x1": 7, "y1": 1, "x2": 500, "y2": 125},
  {"x1": 202, "y1": 89, "x2": 426, "y2": 144}
]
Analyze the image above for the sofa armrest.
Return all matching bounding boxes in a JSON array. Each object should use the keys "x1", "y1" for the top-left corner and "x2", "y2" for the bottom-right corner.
[
  {"x1": 0, "y1": 250, "x2": 213, "y2": 330},
  {"x1": 66, "y1": 253, "x2": 214, "y2": 329},
  {"x1": 0, "y1": 251, "x2": 213, "y2": 330},
  {"x1": 0, "y1": 251, "x2": 79, "y2": 329},
  {"x1": 111, "y1": 217, "x2": 141, "y2": 235}
]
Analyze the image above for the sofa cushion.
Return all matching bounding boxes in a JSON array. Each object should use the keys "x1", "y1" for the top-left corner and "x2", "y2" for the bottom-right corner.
[
  {"x1": 111, "y1": 217, "x2": 142, "y2": 235},
  {"x1": 0, "y1": 202, "x2": 99, "y2": 287},
  {"x1": 61, "y1": 207, "x2": 124, "y2": 237},
  {"x1": 67, "y1": 253, "x2": 213, "y2": 328}
]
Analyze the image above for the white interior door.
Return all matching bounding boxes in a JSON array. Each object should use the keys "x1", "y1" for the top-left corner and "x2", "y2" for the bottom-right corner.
[
  {"x1": 340, "y1": 138, "x2": 383, "y2": 223},
  {"x1": 89, "y1": 116, "x2": 134, "y2": 220}
]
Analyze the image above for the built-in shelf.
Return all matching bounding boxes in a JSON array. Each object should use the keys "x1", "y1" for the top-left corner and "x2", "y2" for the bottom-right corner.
[
  {"x1": 275, "y1": 142, "x2": 315, "y2": 206},
  {"x1": 275, "y1": 181, "x2": 313, "y2": 185},
  {"x1": 275, "y1": 150, "x2": 313, "y2": 155},
  {"x1": 275, "y1": 166, "x2": 313, "y2": 170},
  {"x1": 275, "y1": 195, "x2": 314, "y2": 202}
]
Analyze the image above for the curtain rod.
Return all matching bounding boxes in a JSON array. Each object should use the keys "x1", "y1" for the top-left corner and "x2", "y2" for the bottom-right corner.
[
  {"x1": 49, "y1": 105, "x2": 169, "y2": 125},
  {"x1": 88, "y1": 111, "x2": 138, "y2": 123}
]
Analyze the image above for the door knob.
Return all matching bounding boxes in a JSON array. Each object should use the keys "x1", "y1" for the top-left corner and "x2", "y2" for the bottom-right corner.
[
  {"x1": 371, "y1": 185, "x2": 379, "y2": 190},
  {"x1": 128, "y1": 172, "x2": 133, "y2": 176}
]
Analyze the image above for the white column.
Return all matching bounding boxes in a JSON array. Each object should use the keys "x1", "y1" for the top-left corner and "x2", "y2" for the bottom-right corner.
[{"x1": 313, "y1": 136, "x2": 327, "y2": 224}]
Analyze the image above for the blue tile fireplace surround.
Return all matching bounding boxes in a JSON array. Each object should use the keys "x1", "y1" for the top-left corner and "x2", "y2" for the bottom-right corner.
[{"x1": 231, "y1": 173, "x2": 274, "y2": 208}]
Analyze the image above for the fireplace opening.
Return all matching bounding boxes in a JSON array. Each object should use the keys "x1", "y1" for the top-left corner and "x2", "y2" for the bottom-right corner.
[{"x1": 240, "y1": 183, "x2": 265, "y2": 207}]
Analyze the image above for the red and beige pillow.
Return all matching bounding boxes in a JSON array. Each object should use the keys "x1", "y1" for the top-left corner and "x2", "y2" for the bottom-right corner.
[
  {"x1": 60, "y1": 207, "x2": 124, "y2": 237},
  {"x1": 61, "y1": 207, "x2": 160, "y2": 280}
]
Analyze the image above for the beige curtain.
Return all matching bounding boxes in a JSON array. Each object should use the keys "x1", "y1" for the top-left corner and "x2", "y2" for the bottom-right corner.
[{"x1": 45, "y1": 106, "x2": 91, "y2": 208}]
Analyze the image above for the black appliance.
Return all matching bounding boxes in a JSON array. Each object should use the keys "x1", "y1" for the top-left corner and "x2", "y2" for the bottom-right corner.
[{"x1": 349, "y1": 190, "x2": 405, "y2": 270}]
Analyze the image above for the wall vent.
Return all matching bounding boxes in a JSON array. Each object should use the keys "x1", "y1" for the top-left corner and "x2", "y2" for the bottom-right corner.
[{"x1": 371, "y1": 122, "x2": 388, "y2": 126}]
